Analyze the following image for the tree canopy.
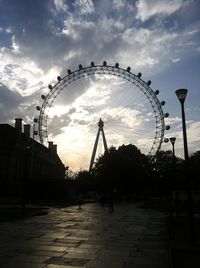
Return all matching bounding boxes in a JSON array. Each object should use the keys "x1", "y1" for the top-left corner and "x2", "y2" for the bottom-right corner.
[
  {"x1": 92, "y1": 144, "x2": 150, "y2": 193},
  {"x1": 74, "y1": 146, "x2": 200, "y2": 196}
]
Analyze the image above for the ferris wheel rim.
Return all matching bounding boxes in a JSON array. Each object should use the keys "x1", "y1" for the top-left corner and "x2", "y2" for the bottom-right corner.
[{"x1": 36, "y1": 62, "x2": 169, "y2": 160}]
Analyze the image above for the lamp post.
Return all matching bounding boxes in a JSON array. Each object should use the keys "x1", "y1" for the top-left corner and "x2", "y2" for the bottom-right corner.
[
  {"x1": 30, "y1": 118, "x2": 38, "y2": 180},
  {"x1": 170, "y1": 137, "x2": 179, "y2": 220},
  {"x1": 170, "y1": 137, "x2": 176, "y2": 159},
  {"x1": 175, "y1": 88, "x2": 195, "y2": 245},
  {"x1": 175, "y1": 89, "x2": 188, "y2": 160}
]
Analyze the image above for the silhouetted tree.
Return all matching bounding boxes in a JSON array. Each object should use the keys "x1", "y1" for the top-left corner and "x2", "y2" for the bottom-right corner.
[
  {"x1": 74, "y1": 147, "x2": 200, "y2": 203},
  {"x1": 92, "y1": 144, "x2": 150, "y2": 195},
  {"x1": 76, "y1": 170, "x2": 96, "y2": 194},
  {"x1": 153, "y1": 150, "x2": 184, "y2": 192},
  {"x1": 189, "y1": 150, "x2": 200, "y2": 189}
]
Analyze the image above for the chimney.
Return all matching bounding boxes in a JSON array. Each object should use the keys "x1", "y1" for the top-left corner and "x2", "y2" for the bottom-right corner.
[
  {"x1": 52, "y1": 144, "x2": 57, "y2": 154},
  {"x1": 24, "y1": 124, "x2": 31, "y2": 139},
  {"x1": 15, "y1": 118, "x2": 22, "y2": 133},
  {"x1": 48, "y1": 141, "x2": 53, "y2": 152},
  {"x1": 48, "y1": 141, "x2": 57, "y2": 154}
]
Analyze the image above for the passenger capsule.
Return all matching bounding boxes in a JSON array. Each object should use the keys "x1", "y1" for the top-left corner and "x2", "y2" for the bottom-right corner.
[
  {"x1": 57, "y1": 76, "x2": 61, "y2": 82},
  {"x1": 147, "y1": 80, "x2": 151, "y2": 86},
  {"x1": 34, "y1": 130, "x2": 38, "y2": 135}
]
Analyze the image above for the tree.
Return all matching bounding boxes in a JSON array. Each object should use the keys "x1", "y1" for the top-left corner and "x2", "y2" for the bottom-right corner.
[
  {"x1": 189, "y1": 150, "x2": 200, "y2": 189},
  {"x1": 152, "y1": 150, "x2": 185, "y2": 192},
  {"x1": 76, "y1": 170, "x2": 96, "y2": 194},
  {"x1": 92, "y1": 144, "x2": 149, "y2": 194}
]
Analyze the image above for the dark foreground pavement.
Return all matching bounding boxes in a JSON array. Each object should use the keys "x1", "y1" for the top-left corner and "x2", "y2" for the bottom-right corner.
[{"x1": 0, "y1": 202, "x2": 172, "y2": 268}]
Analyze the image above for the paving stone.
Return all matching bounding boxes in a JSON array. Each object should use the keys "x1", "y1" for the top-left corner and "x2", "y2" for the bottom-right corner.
[
  {"x1": 66, "y1": 248, "x2": 100, "y2": 254},
  {"x1": 37, "y1": 246, "x2": 68, "y2": 252},
  {"x1": 11, "y1": 254, "x2": 50, "y2": 263},
  {"x1": 124, "y1": 263, "x2": 159, "y2": 268},
  {"x1": 1, "y1": 262, "x2": 46, "y2": 268},
  {"x1": 0, "y1": 203, "x2": 171, "y2": 268},
  {"x1": 86, "y1": 259, "x2": 124, "y2": 268},
  {"x1": 34, "y1": 250, "x2": 65, "y2": 257},
  {"x1": 63, "y1": 251, "x2": 97, "y2": 260},
  {"x1": 97, "y1": 249, "x2": 130, "y2": 257},
  {"x1": 45, "y1": 256, "x2": 89, "y2": 266},
  {"x1": 77, "y1": 244, "x2": 103, "y2": 250},
  {"x1": 46, "y1": 265, "x2": 84, "y2": 268},
  {"x1": 96, "y1": 253, "x2": 132, "y2": 263}
]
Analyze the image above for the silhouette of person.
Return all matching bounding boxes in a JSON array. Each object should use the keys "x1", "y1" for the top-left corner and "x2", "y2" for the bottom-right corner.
[
  {"x1": 78, "y1": 194, "x2": 82, "y2": 209},
  {"x1": 108, "y1": 189, "x2": 114, "y2": 212}
]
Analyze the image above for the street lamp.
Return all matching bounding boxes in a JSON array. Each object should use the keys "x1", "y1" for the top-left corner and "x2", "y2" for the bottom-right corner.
[
  {"x1": 169, "y1": 137, "x2": 176, "y2": 158},
  {"x1": 175, "y1": 89, "x2": 188, "y2": 160},
  {"x1": 175, "y1": 88, "x2": 195, "y2": 245},
  {"x1": 169, "y1": 137, "x2": 179, "y2": 219}
]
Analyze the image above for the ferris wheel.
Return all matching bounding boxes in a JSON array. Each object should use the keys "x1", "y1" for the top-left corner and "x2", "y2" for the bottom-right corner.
[{"x1": 35, "y1": 61, "x2": 170, "y2": 171}]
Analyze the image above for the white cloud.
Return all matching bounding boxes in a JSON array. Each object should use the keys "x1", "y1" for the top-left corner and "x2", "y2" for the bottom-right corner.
[
  {"x1": 5, "y1": 27, "x2": 13, "y2": 34},
  {"x1": 113, "y1": 0, "x2": 126, "y2": 10},
  {"x1": 187, "y1": 121, "x2": 200, "y2": 143},
  {"x1": 53, "y1": 0, "x2": 68, "y2": 13},
  {"x1": 120, "y1": 27, "x2": 179, "y2": 69},
  {"x1": 48, "y1": 105, "x2": 70, "y2": 118},
  {"x1": 62, "y1": 14, "x2": 95, "y2": 40},
  {"x1": 136, "y1": 0, "x2": 184, "y2": 21},
  {"x1": 11, "y1": 36, "x2": 20, "y2": 54},
  {"x1": 185, "y1": 29, "x2": 199, "y2": 36},
  {"x1": 162, "y1": 119, "x2": 200, "y2": 159},
  {"x1": 164, "y1": 116, "x2": 182, "y2": 125},
  {"x1": 0, "y1": 43, "x2": 61, "y2": 96},
  {"x1": 75, "y1": 0, "x2": 95, "y2": 15},
  {"x1": 172, "y1": 58, "x2": 180, "y2": 63},
  {"x1": 102, "y1": 106, "x2": 142, "y2": 129},
  {"x1": 0, "y1": 27, "x2": 13, "y2": 34}
]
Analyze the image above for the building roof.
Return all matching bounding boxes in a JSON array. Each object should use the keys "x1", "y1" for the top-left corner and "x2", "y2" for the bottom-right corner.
[
  {"x1": 0, "y1": 123, "x2": 64, "y2": 167},
  {"x1": 0, "y1": 124, "x2": 18, "y2": 145}
]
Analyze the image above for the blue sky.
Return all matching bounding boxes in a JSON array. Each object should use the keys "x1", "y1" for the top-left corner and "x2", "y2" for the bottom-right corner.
[{"x1": 0, "y1": 0, "x2": 199, "y2": 171}]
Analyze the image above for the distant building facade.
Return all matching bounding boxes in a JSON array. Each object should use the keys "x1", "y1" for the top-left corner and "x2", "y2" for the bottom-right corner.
[{"x1": 0, "y1": 119, "x2": 66, "y2": 199}]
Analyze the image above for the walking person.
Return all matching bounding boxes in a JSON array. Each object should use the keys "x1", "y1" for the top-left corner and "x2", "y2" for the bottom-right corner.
[
  {"x1": 108, "y1": 188, "x2": 114, "y2": 212},
  {"x1": 78, "y1": 193, "x2": 82, "y2": 209}
]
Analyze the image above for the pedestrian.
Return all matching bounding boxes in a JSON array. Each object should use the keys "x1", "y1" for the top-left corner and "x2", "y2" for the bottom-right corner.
[
  {"x1": 108, "y1": 189, "x2": 114, "y2": 213},
  {"x1": 78, "y1": 194, "x2": 82, "y2": 209}
]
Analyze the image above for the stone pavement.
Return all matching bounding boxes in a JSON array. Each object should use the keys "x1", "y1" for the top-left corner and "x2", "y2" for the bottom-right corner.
[{"x1": 0, "y1": 202, "x2": 172, "y2": 268}]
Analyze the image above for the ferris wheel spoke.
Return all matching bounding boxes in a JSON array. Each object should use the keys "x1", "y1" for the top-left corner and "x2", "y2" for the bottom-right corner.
[{"x1": 36, "y1": 62, "x2": 169, "y2": 171}]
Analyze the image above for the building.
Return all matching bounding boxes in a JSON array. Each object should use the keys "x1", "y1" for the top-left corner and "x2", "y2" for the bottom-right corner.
[{"x1": 0, "y1": 118, "x2": 66, "y2": 200}]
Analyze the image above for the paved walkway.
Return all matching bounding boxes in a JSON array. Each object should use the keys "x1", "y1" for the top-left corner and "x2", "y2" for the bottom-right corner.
[{"x1": 0, "y1": 202, "x2": 171, "y2": 268}]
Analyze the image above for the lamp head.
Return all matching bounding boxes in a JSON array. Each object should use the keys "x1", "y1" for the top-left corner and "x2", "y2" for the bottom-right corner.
[
  {"x1": 175, "y1": 89, "x2": 188, "y2": 104},
  {"x1": 170, "y1": 137, "x2": 176, "y2": 145}
]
